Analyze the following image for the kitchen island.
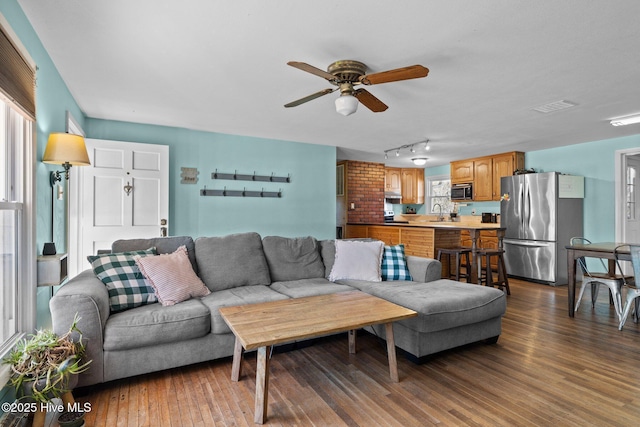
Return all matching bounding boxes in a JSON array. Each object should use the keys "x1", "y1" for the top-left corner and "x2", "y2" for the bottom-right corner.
[{"x1": 346, "y1": 221, "x2": 506, "y2": 283}]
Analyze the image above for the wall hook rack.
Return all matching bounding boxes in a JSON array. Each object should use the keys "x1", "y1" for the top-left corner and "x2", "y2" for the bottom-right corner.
[
  {"x1": 200, "y1": 186, "x2": 282, "y2": 198},
  {"x1": 212, "y1": 169, "x2": 291, "y2": 183}
]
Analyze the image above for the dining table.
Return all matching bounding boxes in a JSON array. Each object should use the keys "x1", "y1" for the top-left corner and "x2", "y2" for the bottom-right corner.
[{"x1": 565, "y1": 241, "x2": 635, "y2": 317}]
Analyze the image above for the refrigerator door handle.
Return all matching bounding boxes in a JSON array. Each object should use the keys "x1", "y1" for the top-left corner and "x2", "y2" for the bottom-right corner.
[{"x1": 504, "y1": 239, "x2": 553, "y2": 248}]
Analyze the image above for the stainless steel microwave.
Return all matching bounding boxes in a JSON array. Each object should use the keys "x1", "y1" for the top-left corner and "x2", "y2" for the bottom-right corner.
[{"x1": 451, "y1": 183, "x2": 473, "y2": 201}]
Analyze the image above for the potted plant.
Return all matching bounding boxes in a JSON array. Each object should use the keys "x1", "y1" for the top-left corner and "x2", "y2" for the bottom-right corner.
[{"x1": 2, "y1": 315, "x2": 91, "y2": 427}]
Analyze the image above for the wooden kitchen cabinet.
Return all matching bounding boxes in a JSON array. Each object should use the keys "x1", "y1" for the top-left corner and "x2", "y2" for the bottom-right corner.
[
  {"x1": 492, "y1": 152, "x2": 524, "y2": 200},
  {"x1": 473, "y1": 157, "x2": 493, "y2": 201},
  {"x1": 451, "y1": 160, "x2": 474, "y2": 184},
  {"x1": 401, "y1": 168, "x2": 425, "y2": 204},
  {"x1": 451, "y1": 151, "x2": 524, "y2": 201},
  {"x1": 368, "y1": 226, "x2": 401, "y2": 245},
  {"x1": 385, "y1": 168, "x2": 402, "y2": 193}
]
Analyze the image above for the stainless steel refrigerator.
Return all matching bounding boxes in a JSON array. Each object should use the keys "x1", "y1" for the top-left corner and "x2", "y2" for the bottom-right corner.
[{"x1": 500, "y1": 172, "x2": 583, "y2": 286}]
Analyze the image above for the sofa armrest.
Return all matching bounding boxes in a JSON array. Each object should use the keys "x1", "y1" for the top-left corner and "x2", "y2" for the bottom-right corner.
[
  {"x1": 50, "y1": 269, "x2": 110, "y2": 387},
  {"x1": 406, "y1": 256, "x2": 442, "y2": 282}
]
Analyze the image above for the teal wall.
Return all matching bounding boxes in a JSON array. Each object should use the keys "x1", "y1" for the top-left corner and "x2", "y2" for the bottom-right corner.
[
  {"x1": 85, "y1": 119, "x2": 337, "y2": 240},
  {"x1": 526, "y1": 134, "x2": 640, "y2": 242}
]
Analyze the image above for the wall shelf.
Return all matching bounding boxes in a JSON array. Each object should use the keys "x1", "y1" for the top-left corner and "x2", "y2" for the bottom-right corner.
[{"x1": 37, "y1": 253, "x2": 68, "y2": 287}]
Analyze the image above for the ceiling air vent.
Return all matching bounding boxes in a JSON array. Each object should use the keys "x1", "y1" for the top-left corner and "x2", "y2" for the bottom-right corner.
[{"x1": 532, "y1": 100, "x2": 577, "y2": 113}]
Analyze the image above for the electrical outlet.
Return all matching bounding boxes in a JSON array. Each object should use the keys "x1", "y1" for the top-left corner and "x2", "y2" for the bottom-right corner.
[{"x1": 471, "y1": 209, "x2": 476, "y2": 215}]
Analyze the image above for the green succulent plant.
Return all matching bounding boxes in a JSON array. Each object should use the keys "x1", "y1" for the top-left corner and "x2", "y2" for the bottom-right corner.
[{"x1": 2, "y1": 314, "x2": 91, "y2": 403}]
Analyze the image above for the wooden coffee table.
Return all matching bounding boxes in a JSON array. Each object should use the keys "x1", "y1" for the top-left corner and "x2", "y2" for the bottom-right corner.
[{"x1": 219, "y1": 291, "x2": 417, "y2": 424}]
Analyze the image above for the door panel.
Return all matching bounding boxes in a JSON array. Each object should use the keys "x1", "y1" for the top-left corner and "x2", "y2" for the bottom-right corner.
[
  {"x1": 503, "y1": 238, "x2": 556, "y2": 283},
  {"x1": 79, "y1": 139, "x2": 169, "y2": 270},
  {"x1": 132, "y1": 177, "x2": 161, "y2": 226},
  {"x1": 523, "y1": 172, "x2": 556, "y2": 241}
]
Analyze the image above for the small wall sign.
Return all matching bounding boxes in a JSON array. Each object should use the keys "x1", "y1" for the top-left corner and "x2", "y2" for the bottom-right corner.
[{"x1": 181, "y1": 167, "x2": 199, "y2": 184}]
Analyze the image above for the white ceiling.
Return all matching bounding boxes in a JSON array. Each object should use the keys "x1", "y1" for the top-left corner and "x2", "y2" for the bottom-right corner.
[{"x1": 17, "y1": 0, "x2": 640, "y2": 167}]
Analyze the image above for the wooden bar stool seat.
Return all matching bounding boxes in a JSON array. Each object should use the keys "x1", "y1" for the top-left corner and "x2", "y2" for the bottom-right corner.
[
  {"x1": 477, "y1": 248, "x2": 511, "y2": 295},
  {"x1": 437, "y1": 247, "x2": 472, "y2": 282}
]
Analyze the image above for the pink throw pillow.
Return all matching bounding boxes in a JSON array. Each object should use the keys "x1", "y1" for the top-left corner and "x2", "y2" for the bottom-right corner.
[{"x1": 135, "y1": 245, "x2": 210, "y2": 306}]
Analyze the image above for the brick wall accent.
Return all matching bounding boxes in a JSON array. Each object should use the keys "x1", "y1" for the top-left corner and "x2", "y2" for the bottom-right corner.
[{"x1": 346, "y1": 160, "x2": 384, "y2": 224}]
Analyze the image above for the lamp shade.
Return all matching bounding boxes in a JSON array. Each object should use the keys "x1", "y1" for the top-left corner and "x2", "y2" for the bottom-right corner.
[
  {"x1": 335, "y1": 94, "x2": 358, "y2": 116},
  {"x1": 43, "y1": 133, "x2": 90, "y2": 166},
  {"x1": 412, "y1": 157, "x2": 428, "y2": 166}
]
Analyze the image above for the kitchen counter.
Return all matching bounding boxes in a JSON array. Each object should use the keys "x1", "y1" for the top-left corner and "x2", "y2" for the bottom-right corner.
[
  {"x1": 353, "y1": 221, "x2": 504, "y2": 230},
  {"x1": 346, "y1": 222, "x2": 505, "y2": 283}
]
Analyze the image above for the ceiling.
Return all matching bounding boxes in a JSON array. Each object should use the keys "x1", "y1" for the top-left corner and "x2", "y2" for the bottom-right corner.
[{"x1": 17, "y1": 0, "x2": 640, "y2": 167}]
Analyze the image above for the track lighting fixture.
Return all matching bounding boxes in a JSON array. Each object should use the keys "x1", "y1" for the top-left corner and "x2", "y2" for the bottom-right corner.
[{"x1": 383, "y1": 139, "x2": 430, "y2": 162}]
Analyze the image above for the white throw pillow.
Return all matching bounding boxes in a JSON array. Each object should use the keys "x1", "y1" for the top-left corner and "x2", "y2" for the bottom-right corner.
[{"x1": 328, "y1": 240, "x2": 384, "y2": 282}]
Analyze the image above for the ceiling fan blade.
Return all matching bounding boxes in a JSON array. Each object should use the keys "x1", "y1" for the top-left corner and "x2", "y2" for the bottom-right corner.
[
  {"x1": 359, "y1": 64, "x2": 429, "y2": 85},
  {"x1": 284, "y1": 88, "x2": 336, "y2": 108},
  {"x1": 287, "y1": 61, "x2": 338, "y2": 82},
  {"x1": 354, "y1": 89, "x2": 388, "y2": 112}
]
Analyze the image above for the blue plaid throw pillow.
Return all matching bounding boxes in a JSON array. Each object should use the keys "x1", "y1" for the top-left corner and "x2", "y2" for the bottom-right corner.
[
  {"x1": 88, "y1": 248, "x2": 157, "y2": 312},
  {"x1": 381, "y1": 244, "x2": 413, "y2": 281}
]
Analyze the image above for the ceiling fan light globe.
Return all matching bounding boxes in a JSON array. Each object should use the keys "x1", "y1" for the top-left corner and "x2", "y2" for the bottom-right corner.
[{"x1": 335, "y1": 94, "x2": 358, "y2": 116}]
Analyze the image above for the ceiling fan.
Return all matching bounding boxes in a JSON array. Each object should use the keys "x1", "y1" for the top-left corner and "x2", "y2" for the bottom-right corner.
[{"x1": 284, "y1": 60, "x2": 429, "y2": 116}]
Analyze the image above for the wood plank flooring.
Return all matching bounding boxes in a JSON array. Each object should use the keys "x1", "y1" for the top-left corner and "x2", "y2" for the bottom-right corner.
[{"x1": 74, "y1": 279, "x2": 640, "y2": 426}]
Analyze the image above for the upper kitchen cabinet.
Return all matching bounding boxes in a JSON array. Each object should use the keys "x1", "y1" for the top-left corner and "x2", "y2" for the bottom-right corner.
[
  {"x1": 450, "y1": 151, "x2": 524, "y2": 201},
  {"x1": 385, "y1": 168, "x2": 402, "y2": 193},
  {"x1": 491, "y1": 152, "x2": 524, "y2": 199},
  {"x1": 401, "y1": 168, "x2": 425, "y2": 204},
  {"x1": 451, "y1": 160, "x2": 474, "y2": 184}
]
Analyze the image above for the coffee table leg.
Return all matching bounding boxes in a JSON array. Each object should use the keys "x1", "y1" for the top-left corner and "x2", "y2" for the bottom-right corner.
[
  {"x1": 385, "y1": 323, "x2": 399, "y2": 382},
  {"x1": 255, "y1": 345, "x2": 271, "y2": 424},
  {"x1": 348, "y1": 329, "x2": 356, "y2": 354},
  {"x1": 231, "y1": 336, "x2": 243, "y2": 381}
]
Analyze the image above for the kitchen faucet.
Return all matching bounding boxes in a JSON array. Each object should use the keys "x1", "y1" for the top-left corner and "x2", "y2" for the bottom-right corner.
[{"x1": 434, "y1": 203, "x2": 444, "y2": 221}]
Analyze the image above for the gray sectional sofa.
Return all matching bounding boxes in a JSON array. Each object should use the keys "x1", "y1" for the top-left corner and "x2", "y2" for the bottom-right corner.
[{"x1": 50, "y1": 232, "x2": 507, "y2": 388}]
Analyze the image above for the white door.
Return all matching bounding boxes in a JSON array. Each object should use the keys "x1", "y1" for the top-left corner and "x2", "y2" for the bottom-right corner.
[
  {"x1": 76, "y1": 139, "x2": 169, "y2": 271},
  {"x1": 624, "y1": 154, "x2": 640, "y2": 244}
]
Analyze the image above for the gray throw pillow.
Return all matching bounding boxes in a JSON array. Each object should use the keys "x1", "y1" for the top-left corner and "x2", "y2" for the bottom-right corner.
[
  {"x1": 262, "y1": 236, "x2": 325, "y2": 282},
  {"x1": 195, "y1": 232, "x2": 271, "y2": 291}
]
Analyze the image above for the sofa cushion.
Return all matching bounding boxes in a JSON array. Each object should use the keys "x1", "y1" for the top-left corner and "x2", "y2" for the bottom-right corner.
[
  {"x1": 103, "y1": 298, "x2": 210, "y2": 351},
  {"x1": 270, "y1": 277, "x2": 354, "y2": 298},
  {"x1": 262, "y1": 236, "x2": 325, "y2": 281},
  {"x1": 329, "y1": 240, "x2": 384, "y2": 282},
  {"x1": 199, "y1": 285, "x2": 290, "y2": 334},
  {"x1": 195, "y1": 232, "x2": 271, "y2": 291},
  {"x1": 88, "y1": 248, "x2": 158, "y2": 312},
  {"x1": 135, "y1": 245, "x2": 210, "y2": 306},
  {"x1": 381, "y1": 244, "x2": 413, "y2": 281},
  {"x1": 341, "y1": 279, "x2": 506, "y2": 333},
  {"x1": 112, "y1": 236, "x2": 198, "y2": 274}
]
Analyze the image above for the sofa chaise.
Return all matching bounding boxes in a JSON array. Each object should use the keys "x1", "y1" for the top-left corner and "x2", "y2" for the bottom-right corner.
[{"x1": 50, "y1": 232, "x2": 506, "y2": 388}]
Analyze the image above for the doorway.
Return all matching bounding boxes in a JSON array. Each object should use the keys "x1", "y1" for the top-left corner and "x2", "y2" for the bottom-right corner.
[
  {"x1": 615, "y1": 149, "x2": 640, "y2": 245},
  {"x1": 69, "y1": 139, "x2": 169, "y2": 275}
]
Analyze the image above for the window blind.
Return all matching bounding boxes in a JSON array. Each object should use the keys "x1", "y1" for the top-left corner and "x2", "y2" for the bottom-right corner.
[{"x1": 0, "y1": 25, "x2": 35, "y2": 119}]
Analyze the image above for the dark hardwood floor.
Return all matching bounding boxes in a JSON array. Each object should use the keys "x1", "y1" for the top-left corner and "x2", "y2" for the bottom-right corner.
[{"x1": 75, "y1": 279, "x2": 640, "y2": 426}]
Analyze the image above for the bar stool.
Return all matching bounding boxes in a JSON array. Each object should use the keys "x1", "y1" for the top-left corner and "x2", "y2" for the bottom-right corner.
[
  {"x1": 437, "y1": 247, "x2": 472, "y2": 282},
  {"x1": 478, "y1": 248, "x2": 510, "y2": 294}
]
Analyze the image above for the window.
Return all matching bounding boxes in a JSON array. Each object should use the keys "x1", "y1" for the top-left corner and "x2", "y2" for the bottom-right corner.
[
  {"x1": 426, "y1": 175, "x2": 455, "y2": 214},
  {"x1": 0, "y1": 15, "x2": 36, "y2": 378},
  {"x1": 0, "y1": 96, "x2": 34, "y2": 354},
  {"x1": 627, "y1": 163, "x2": 637, "y2": 221}
]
